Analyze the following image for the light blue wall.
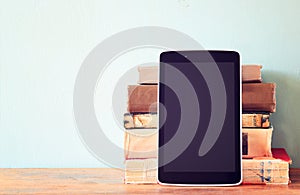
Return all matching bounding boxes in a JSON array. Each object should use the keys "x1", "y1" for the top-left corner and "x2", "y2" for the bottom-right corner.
[{"x1": 1, "y1": 0, "x2": 299, "y2": 168}]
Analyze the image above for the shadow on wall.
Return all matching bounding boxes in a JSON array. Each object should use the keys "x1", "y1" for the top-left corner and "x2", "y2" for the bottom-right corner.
[{"x1": 262, "y1": 70, "x2": 300, "y2": 168}]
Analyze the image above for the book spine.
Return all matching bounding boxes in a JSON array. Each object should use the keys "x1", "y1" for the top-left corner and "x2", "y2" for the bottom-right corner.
[
  {"x1": 242, "y1": 159, "x2": 289, "y2": 184},
  {"x1": 242, "y1": 65, "x2": 262, "y2": 83},
  {"x1": 125, "y1": 158, "x2": 157, "y2": 184},
  {"x1": 128, "y1": 85, "x2": 158, "y2": 113},
  {"x1": 138, "y1": 66, "x2": 158, "y2": 84},
  {"x1": 242, "y1": 83, "x2": 276, "y2": 112},
  {"x1": 125, "y1": 113, "x2": 271, "y2": 129},
  {"x1": 242, "y1": 127, "x2": 273, "y2": 158},
  {"x1": 124, "y1": 113, "x2": 158, "y2": 129},
  {"x1": 242, "y1": 113, "x2": 270, "y2": 128},
  {"x1": 124, "y1": 158, "x2": 290, "y2": 185},
  {"x1": 124, "y1": 129, "x2": 158, "y2": 159}
]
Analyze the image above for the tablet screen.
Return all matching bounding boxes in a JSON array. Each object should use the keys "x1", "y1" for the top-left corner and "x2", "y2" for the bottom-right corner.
[{"x1": 158, "y1": 51, "x2": 241, "y2": 185}]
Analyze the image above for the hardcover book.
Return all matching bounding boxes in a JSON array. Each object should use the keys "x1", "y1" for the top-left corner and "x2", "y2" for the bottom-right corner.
[
  {"x1": 242, "y1": 127, "x2": 273, "y2": 158},
  {"x1": 242, "y1": 83, "x2": 276, "y2": 112},
  {"x1": 124, "y1": 129, "x2": 158, "y2": 159},
  {"x1": 242, "y1": 65, "x2": 262, "y2": 83},
  {"x1": 124, "y1": 158, "x2": 157, "y2": 184},
  {"x1": 242, "y1": 148, "x2": 291, "y2": 185},
  {"x1": 128, "y1": 85, "x2": 158, "y2": 113},
  {"x1": 124, "y1": 124, "x2": 273, "y2": 159},
  {"x1": 124, "y1": 149, "x2": 291, "y2": 185},
  {"x1": 124, "y1": 113, "x2": 271, "y2": 129},
  {"x1": 242, "y1": 113, "x2": 270, "y2": 128},
  {"x1": 137, "y1": 65, "x2": 263, "y2": 84},
  {"x1": 138, "y1": 66, "x2": 158, "y2": 84},
  {"x1": 124, "y1": 113, "x2": 158, "y2": 129}
]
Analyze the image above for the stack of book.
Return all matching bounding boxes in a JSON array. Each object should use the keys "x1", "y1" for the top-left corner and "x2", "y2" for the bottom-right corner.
[
  {"x1": 123, "y1": 65, "x2": 292, "y2": 185},
  {"x1": 124, "y1": 66, "x2": 158, "y2": 184},
  {"x1": 242, "y1": 65, "x2": 274, "y2": 159},
  {"x1": 241, "y1": 65, "x2": 291, "y2": 184}
]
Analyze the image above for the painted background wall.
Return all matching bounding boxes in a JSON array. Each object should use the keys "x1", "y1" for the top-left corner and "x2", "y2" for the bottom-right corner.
[{"x1": 1, "y1": 0, "x2": 299, "y2": 168}]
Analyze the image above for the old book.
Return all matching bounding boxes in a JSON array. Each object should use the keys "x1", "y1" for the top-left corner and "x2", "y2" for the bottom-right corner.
[
  {"x1": 125, "y1": 127, "x2": 273, "y2": 159},
  {"x1": 242, "y1": 127, "x2": 273, "y2": 158},
  {"x1": 125, "y1": 112, "x2": 271, "y2": 129},
  {"x1": 242, "y1": 65, "x2": 262, "y2": 83},
  {"x1": 242, "y1": 148, "x2": 291, "y2": 185},
  {"x1": 124, "y1": 158, "x2": 157, "y2": 184},
  {"x1": 272, "y1": 148, "x2": 292, "y2": 163},
  {"x1": 138, "y1": 64, "x2": 262, "y2": 84},
  {"x1": 124, "y1": 149, "x2": 291, "y2": 185},
  {"x1": 138, "y1": 66, "x2": 158, "y2": 84},
  {"x1": 128, "y1": 85, "x2": 158, "y2": 113},
  {"x1": 243, "y1": 159, "x2": 289, "y2": 184},
  {"x1": 242, "y1": 83, "x2": 276, "y2": 112},
  {"x1": 137, "y1": 65, "x2": 262, "y2": 84},
  {"x1": 242, "y1": 113, "x2": 270, "y2": 128},
  {"x1": 124, "y1": 129, "x2": 158, "y2": 159},
  {"x1": 124, "y1": 113, "x2": 158, "y2": 129}
]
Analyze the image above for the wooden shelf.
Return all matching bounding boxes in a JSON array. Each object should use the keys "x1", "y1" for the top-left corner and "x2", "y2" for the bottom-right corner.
[{"x1": 0, "y1": 168, "x2": 300, "y2": 194}]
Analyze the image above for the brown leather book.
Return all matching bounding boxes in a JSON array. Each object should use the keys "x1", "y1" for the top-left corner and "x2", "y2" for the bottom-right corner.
[
  {"x1": 242, "y1": 83, "x2": 276, "y2": 112},
  {"x1": 242, "y1": 65, "x2": 262, "y2": 83},
  {"x1": 128, "y1": 85, "x2": 158, "y2": 113}
]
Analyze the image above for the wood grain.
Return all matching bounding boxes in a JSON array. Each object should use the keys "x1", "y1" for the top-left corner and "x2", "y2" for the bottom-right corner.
[{"x1": 0, "y1": 168, "x2": 300, "y2": 194}]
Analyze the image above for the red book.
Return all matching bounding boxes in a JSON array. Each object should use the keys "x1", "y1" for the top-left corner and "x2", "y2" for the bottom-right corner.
[{"x1": 272, "y1": 148, "x2": 292, "y2": 163}]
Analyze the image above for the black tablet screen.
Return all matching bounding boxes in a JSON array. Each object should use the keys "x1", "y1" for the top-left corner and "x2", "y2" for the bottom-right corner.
[{"x1": 158, "y1": 51, "x2": 241, "y2": 184}]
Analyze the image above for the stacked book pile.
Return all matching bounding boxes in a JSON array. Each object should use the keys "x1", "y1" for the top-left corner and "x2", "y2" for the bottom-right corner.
[
  {"x1": 242, "y1": 65, "x2": 291, "y2": 184},
  {"x1": 123, "y1": 65, "x2": 292, "y2": 185},
  {"x1": 124, "y1": 67, "x2": 158, "y2": 184}
]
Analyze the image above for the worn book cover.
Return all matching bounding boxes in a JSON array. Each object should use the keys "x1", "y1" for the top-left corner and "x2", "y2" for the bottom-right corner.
[
  {"x1": 124, "y1": 113, "x2": 158, "y2": 129},
  {"x1": 124, "y1": 158, "x2": 157, "y2": 184},
  {"x1": 137, "y1": 65, "x2": 262, "y2": 83},
  {"x1": 242, "y1": 65, "x2": 262, "y2": 83},
  {"x1": 124, "y1": 129, "x2": 158, "y2": 159},
  {"x1": 138, "y1": 66, "x2": 158, "y2": 84},
  {"x1": 242, "y1": 113, "x2": 270, "y2": 128},
  {"x1": 124, "y1": 149, "x2": 291, "y2": 185},
  {"x1": 128, "y1": 85, "x2": 158, "y2": 113},
  {"x1": 242, "y1": 127, "x2": 273, "y2": 158},
  {"x1": 124, "y1": 112, "x2": 271, "y2": 129},
  {"x1": 125, "y1": 127, "x2": 275, "y2": 159},
  {"x1": 242, "y1": 83, "x2": 276, "y2": 112},
  {"x1": 242, "y1": 148, "x2": 291, "y2": 185}
]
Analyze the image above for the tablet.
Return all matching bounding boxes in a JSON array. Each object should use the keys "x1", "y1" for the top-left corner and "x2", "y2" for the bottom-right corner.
[{"x1": 158, "y1": 50, "x2": 242, "y2": 186}]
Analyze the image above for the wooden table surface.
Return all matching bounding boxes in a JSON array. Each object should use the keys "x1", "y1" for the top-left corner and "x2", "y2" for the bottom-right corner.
[{"x1": 1, "y1": 168, "x2": 300, "y2": 194}]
